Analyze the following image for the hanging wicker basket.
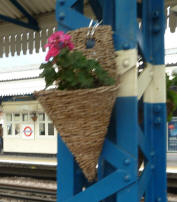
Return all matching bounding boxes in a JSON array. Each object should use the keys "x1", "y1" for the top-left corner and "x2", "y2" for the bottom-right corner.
[{"x1": 35, "y1": 26, "x2": 119, "y2": 181}]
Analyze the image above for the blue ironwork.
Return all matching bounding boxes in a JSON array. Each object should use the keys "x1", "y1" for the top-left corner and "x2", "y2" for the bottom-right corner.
[
  {"x1": 114, "y1": 1, "x2": 137, "y2": 50},
  {"x1": 0, "y1": 0, "x2": 39, "y2": 31},
  {"x1": 100, "y1": 97, "x2": 138, "y2": 202},
  {"x1": 56, "y1": 0, "x2": 167, "y2": 201},
  {"x1": 143, "y1": 103, "x2": 167, "y2": 202},
  {"x1": 141, "y1": 0, "x2": 165, "y2": 64}
]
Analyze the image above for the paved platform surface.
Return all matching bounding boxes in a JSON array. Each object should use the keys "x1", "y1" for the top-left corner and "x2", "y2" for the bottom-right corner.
[
  {"x1": 0, "y1": 152, "x2": 175, "y2": 171},
  {"x1": 0, "y1": 154, "x2": 57, "y2": 166},
  {"x1": 167, "y1": 152, "x2": 177, "y2": 173}
]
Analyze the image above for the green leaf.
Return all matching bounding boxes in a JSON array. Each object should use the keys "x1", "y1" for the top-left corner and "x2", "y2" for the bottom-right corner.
[{"x1": 40, "y1": 48, "x2": 115, "y2": 90}]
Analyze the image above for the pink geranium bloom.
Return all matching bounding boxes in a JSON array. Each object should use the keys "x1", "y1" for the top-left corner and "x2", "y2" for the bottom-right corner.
[
  {"x1": 48, "y1": 31, "x2": 64, "y2": 43},
  {"x1": 59, "y1": 33, "x2": 71, "y2": 43},
  {"x1": 45, "y1": 46, "x2": 60, "y2": 61},
  {"x1": 44, "y1": 31, "x2": 74, "y2": 61},
  {"x1": 67, "y1": 42, "x2": 74, "y2": 50}
]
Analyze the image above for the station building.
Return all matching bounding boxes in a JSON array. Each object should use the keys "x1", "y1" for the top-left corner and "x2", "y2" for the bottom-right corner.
[{"x1": 0, "y1": 64, "x2": 57, "y2": 154}]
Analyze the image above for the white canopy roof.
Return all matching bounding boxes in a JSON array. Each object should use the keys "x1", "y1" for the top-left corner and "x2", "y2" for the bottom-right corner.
[
  {"x1": 0, "y1": 0, "x2": 176, "y2": 58},
  {"x1": 0, "y1": 63, "x2": 42, "y2": 81},
  {"x1": 0, "y1": 0, "x2": 57, "y2": 58},
  {"x1": 0, "y1": 78, "x2": 45, "y2": 96}
]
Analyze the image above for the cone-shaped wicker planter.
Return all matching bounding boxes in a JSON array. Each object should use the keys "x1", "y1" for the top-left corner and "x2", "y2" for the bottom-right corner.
[
  {"x1": 35, "y1": 85, "x2": 118, "y2": 181},
  {"x1": 35, "y1": 25, "x2": 119, "y2": 181}
]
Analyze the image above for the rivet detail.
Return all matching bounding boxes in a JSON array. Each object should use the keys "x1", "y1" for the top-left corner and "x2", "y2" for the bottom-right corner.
[
  {"x1": 124, "y1": 159, "x2": 131, "y2": 166},
  {"x1": 122, "y1": 43, "x2": 130, "y2": 50},
  {"x1": 124, "y1": 175, "x2": 131, "y2": 182},
  {"x1": 59, "y1": 12, "x2": 65, "y2": 20},
  {"x1": 123, "y1": 59, "x2": 129, "y2": 68},
  {"x1": 154, "y1": 117, "x2": 162, "y2": 125},
  {"x1": 59, "y1": 0, "x2": 65, "y2": 5}
]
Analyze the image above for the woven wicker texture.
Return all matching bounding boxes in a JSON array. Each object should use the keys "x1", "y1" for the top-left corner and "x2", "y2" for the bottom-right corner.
[
  {"x1": 35, "y1": 85, "x2": 118, "y2": 181},
  {"x1": 67, "y1": 25, "x2": 117, "y2": 80},
  {"x1": 35, "y1": 26, "x2": 119, "y2": 181}
]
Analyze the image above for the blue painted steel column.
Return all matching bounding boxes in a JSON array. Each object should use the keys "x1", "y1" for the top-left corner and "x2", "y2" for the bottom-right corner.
[
  {"x1": 57, "y1": 135, "x2": 86, "y2": 201},
  {"x1": 57, "y1": 135, "x2": 75, "y2": 201},
  {"x1": 114, "y1": 0, "x2": 138, "y2": 200},
  {"x1": 142, "y1": 0, "x2": 167, "y2": 201},
  {"x1": 56, "y1": 1, "x2": 90, "y2": 201},
  {"x1": 98, "y1": 1, "x2": 138, "y2": 201}
]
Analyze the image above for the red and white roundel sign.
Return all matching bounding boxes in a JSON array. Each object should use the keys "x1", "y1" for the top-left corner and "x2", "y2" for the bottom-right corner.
[
  {"x1": 24, "y1": 126, "x2": 33, "y2": 137},
  {"x1": 22, "y1": 125, "x2": 34, "y2": 139}
]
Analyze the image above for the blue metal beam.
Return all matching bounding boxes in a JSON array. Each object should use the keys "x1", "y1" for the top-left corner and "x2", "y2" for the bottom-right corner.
[
  {"x1": 0, "y1": 0, "x2": 39, "y2": 31},
  {"x1": 57, "y1": 135, "x2": 87, "y2": 201},
  {"x1": 144, "y1": 103, "x2": 167, "y2": 202},
  {"x1": 56, "y1": 2, "x2": 91, "y2": 31},
  {"x1": 114, "y1": 0, "x2": 137, "y2": 50},
  {"x1": 142, "y1": 0, "x2": 165, "y2": 64},
  {"x1": 101, "y1": 139, "x2": 136, "y2": 169},
  {"x1": 65, "y1": 170, "x2": 136, "y2": 202}
]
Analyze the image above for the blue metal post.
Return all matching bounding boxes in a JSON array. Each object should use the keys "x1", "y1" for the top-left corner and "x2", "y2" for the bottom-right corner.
[
  {"x1": 142, "y1": 0, "x2": 167, "y2": 201},
  {"x1": 98, "y1": 1, "x2": 138, "y2": 201},
  {"x1": 55, "y1": 0, "x2": 167, "y2": 201}
]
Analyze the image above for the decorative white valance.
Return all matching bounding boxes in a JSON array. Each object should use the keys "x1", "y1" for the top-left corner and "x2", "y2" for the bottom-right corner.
[
  {"x1": 0, "y1": 2, "x2": 176, "y2": 58},
  {"x1": 0, "y1": 13, "x2": 57, "y2": 58},
  {"x1": 165, "y1": 0, "x2": 177, "y2": 33}
]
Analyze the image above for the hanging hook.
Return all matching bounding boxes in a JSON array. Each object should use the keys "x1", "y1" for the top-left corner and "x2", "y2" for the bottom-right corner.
[
  {"x1": 90, "y1": 20, "x2": 103, "y2": 37},
  {"x1": 86, "y1": 19, "x2": 103, "y2": 49},
  {"x1": 87, "y1": 19, "x2": 94, "y2": 38}
]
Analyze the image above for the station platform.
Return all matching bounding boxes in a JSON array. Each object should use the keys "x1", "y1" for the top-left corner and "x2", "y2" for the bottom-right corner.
[
  {"x1": 0, "y1": 152, "x2": 175, "y2": 172},
  {"x1": 167, "y1": 152, "x2": 177, "y2": 173},
  {"x1": 0, "y1": 154, "x2": 57, "y2": 167}
]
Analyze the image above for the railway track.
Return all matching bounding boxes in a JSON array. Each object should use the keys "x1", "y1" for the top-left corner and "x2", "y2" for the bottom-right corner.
[
  {"x1": 168, "y1": 173, "x2": 177, "y2": 189},
  {"x1": 0, "y1": 183, "x2": 56, "y2": 201},
  {"x1": 0, "y1": 163, "x2": 56, "y2": 179}
]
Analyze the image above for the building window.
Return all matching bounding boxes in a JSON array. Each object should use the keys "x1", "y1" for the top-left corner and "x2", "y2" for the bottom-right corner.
[
  {"x1": 39, "y1": 113, "x2": 45, "y2": 121},
  {"x1": 15, "y1": 124, "x2": 20, "y2": 135},
  {"x1": 14, "y1": 113, "x2": 20, "y2": 121},
  {"x1": 6, "y1": 113, "x2": 12, "y2": 122},
  {"x1": 6, "y1": 113, "x2": 12, "y2": 135},
  {"x1": 39, "y1": 123, "x2": 45, "y2": 136},
  {"x1": 5, "y1": 112, "x2": 55, "y2": 137},
  {"x1": 7, "y1": 123, "x2": 12, "y2": 135},
  {"x1": 38, "y1": 113, "x2": 54, "y2": 136},
  {"x1": 6, "y1": 113, "x2": 21, "y2": 136},
  {"x1": 22, "y1": 113, "x2": 28, "y2": 121},
  {"x1": 48, "y1": 123, "x2": 54, "y2": 136}
]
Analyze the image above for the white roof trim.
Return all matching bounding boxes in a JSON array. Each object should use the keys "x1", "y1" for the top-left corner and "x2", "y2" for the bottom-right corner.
[
  {"x1": 0, "y1": 78, "x2": 45, "y2": 96},
  {"x1": 165, "y1": 54, "x2": 177, "y2": 65},
  {"x1": 0, "y1": 69, "x2": 42, "y2": 81},
  {"x1": 0, "y1": 13, "x2": 57, "y2": 58}
]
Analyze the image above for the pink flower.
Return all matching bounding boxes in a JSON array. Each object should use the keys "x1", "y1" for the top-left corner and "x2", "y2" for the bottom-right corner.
[
  {"x1": 67, "y1": 42, "x2": 74, "y2": 50},
  {"x1": 59, "y1": 33, "x2": 71, "y2": 43},
  {"x1": 45, "y1": 46, "x2": 60, "y2": 61},
  {"x1": 44, "y1": 31, "x2": 75, "y2": 61},
  {"x1": 48, "y1": 31, "x2": 64, "y2": 44}
]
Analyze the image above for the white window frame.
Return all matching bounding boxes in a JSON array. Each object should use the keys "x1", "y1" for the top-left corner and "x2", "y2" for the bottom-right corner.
[
  {"x1": 37, "y1": 112, "x2": 57, "y2": 138},
  {"x1": 5, "y1": 112, "x2": 35, "y2": 138}
]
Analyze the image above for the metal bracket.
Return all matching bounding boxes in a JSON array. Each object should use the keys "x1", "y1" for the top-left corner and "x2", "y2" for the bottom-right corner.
[{"x1": 116, "y1": 49, "x2": 137, "y2": 76}]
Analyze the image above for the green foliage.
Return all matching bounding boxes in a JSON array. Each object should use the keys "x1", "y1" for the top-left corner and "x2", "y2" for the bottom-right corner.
[
  {"x1": 40, "y1": 48, "x2": 115, "y2": 90},
  {"x1": 166, "y1": 73, "x2": 177, "y2": 121}
]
